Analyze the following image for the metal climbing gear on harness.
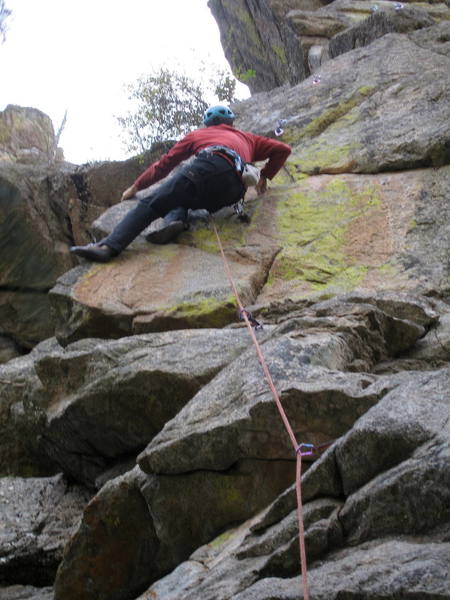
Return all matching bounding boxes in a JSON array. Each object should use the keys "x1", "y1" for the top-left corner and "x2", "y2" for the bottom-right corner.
[
  {"x1": 297, "y1": 443, "x2": 315, "y2": 457},
  {"x1": 233, "y1": 198, "x2": 250, "y2": 223},
  {"x1": 198, "y1": 145, "x2": 245, "y2": 175}
]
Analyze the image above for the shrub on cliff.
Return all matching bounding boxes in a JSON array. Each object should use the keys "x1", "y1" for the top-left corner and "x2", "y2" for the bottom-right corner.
[{"x1": 117, "y1": 65, "x2": 237, "y2": 155}]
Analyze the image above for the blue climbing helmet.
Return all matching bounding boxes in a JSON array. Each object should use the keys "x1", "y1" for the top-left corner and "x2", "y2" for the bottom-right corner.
[{"x1": 203, "y1": 105, "x2": 235, "y2": 127}]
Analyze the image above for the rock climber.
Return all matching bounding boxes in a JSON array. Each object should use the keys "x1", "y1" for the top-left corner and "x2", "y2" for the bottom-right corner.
[{"x1": 70, "y1": 105, "x2": 291, "y2": 262}]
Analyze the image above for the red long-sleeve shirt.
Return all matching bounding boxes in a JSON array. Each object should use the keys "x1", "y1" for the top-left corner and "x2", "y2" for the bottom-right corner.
[{"x1": 134, "y1": 124, "x2": 291, "y2": 190}]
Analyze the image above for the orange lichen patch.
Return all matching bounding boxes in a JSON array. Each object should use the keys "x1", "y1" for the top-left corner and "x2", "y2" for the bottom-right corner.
[
  {"x1": 343, "y1": 204, "x2": 393, "y2": 266},
  {"x1": 72, "y1": 246, "x2": 199, "y2": 313},
  {"x1": 256, "y1": 170, "x2": 427, "y2": 303}
]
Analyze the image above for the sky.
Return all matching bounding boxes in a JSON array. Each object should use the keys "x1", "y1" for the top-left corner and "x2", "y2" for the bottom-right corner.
[{"x1": 0, "y1": 0, "x2": 249, "y2": 164}]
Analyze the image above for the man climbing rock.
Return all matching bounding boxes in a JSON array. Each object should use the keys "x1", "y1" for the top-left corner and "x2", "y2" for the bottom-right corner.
[{"x1": 70, "y1": 105, "x2": 291, "y2": 262}]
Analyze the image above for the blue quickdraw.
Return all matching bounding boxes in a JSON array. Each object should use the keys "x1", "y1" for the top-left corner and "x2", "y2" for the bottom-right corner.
[{"x1": 296, "y1": 443, "x2": 315, "y2": 457}]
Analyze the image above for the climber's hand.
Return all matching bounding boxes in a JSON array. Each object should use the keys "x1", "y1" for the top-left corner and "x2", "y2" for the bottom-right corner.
[
  {"x1": 256, "y1": 175, "x2": 267, "y2": 196},
  {"x1": 121, "y1": 184, "x2": 138, "y2": 201}
]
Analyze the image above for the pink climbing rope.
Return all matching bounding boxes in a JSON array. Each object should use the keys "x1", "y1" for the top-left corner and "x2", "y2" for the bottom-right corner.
[{"x1": 210, "y1": 218, "x2": 310, "y2": 600}]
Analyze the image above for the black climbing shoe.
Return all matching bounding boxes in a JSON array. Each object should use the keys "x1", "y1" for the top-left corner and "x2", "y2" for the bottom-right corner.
[
  {"x1": 70, "y1": 243, "x2": 117, "y2": 263},
  {"x1": 145, "y1": 220, "x2": 186, "y2": 244}
]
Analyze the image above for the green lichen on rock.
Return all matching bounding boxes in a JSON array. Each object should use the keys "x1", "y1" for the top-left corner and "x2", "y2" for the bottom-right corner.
[
  {"x1": 302, "y1": 87, "x2": 374, "y2": 139},
  {"x1": 234, "y1": 4, "x2": 261, "y2": 47},
  {"x1": 279, "y1": 87, "x2": 375, "y2": 174},
  {"x1": 236, "y1": 68, "x2": 257, "y2": 82},
  {"x1": 289, "y1": 140, "x2": 357, "y2": 175},
  {"x1": 159, "y1": 294, "x2": 238, "y2": 329},
  {"x1": 272, "y1": 45, "x2": 287, "y2": 65},
  {"x1": 271, "y1": 178, "x2": 383, "y2": 293},
  {"x1": 209, "y1": 528, "x2": 235, "y2": 549},
  {"x1": 185, "y1": 220, "x2": 245, "y2": 254}
]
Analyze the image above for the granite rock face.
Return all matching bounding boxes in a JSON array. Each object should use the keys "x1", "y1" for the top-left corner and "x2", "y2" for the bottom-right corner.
[
  {"x1": 135, "y1": 366, "x2": 450, "y2": 600},
  {"x1": 0, "y1": 141, "x2": 170, "y2": 357},
  {"x1": 34, "y1": 329, "x2": 253, "y2": 487},
  {"x1": 236, "y1": 32, "x2": 450, "y2": 175},
  {"x1": 0, "y1": 474, "x2": 90, "y2": 587},
  {"x1": 208, "y1": 0, "x2": 306, "y2": 93},
  {"x1": 329, "y1": 5, "x2": 437, "y2": 58}
]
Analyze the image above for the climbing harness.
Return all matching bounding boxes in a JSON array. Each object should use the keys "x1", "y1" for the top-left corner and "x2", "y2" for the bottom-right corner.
[
  {"x1": 198, "y1": 145, "x2": 245, "y2": 175},
  {"x1": 210, "y1": 217, "x2": 324, "y2": 600}
]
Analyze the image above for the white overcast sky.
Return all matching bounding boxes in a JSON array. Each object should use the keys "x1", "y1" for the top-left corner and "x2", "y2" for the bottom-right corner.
[{"x1": 0, "y1": 0, "x2": 248, "y2": 164}]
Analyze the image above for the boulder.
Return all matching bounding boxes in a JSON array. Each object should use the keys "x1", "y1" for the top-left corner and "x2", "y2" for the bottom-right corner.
[
  {"x1": 53, "y1": 467, "x2": 157, "y2": 600},
  {"x1": 53, "y1": 459, "x2": 294, "y2": 600},
  {"x1": 0, "y1": 328, "x2": 253, "y2": 485},
  {"x1": 329, "y1": 5, "x2": 436, "y2": 58},
  {"x1": 0, "y1": 474, "x2": 90, "y2": 587},
  {"x1": 0, "y1": 105, "x2": 62, "y2": 164},
  {"x1": 32, "y1": 328, "x2": 253, "y2": 487},
  {"x1": 137, "y1": 297, "x2": 426, "y2": 476},
  {"x1": 0, "y1": 338, "x2": 61, "y2": 478},
  {"x1": 134, "y1": 366, "x2": 450, "y2": 599}
]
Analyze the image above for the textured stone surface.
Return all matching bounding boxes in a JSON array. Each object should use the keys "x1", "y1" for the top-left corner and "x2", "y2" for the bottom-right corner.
[
  {"x1": 54, "y1": 459, "x2": 294, "y2": 600},
  {"x1": 0, "y1": 142, "x2": 169, "y2": 350},
  {"x1": 33, "y1": 328, "x2": 252, "y2": 487},
  {"x1": 233, "y1": 540, "x2": 450, "y2": 599},
  {"x1": 208, "y1": 0, "x2": 305, "y2": 93},
  {"x1": 138, "y1": 297, "x2": 426, "y2": 476},
  {"x1": 0, "y1": 586, "x2": 54, "y2": 600},
  {"x1": 50, "y1": 203, "x2": 278, "y2": 344},
  {"x1": 0, "y1": 105, "x2": 62, "y2": 164},
  {"x1": 256, "y1": 169, "x2": 450, "y2": 303},
  {"x1": 0, "y1": 474, "x2": 89, "y2": 587},
  {"x1": 236, "y1": 33, "x2": 450, "y2": 174},
  {"x1": 329, "y1": 6, "x2": 436, "y2": 58},
  {"x1": 409, "y1": 20, "x2": 450, "y2": 56},
  {"x1": 135, "y1": 367, "x2": 450, "y2": 600},
  {"x1": 0, "y1": 338, "x2": 61, "y2": 478},
  {"x1": 54, "y1": 468, "x2": 155, "y2": 600}
]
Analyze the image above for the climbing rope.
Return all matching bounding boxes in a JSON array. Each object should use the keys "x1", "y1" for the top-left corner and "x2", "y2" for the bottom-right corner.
[{"x1": 210, "y1": 216, "x2": 312, "y2": 600}]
